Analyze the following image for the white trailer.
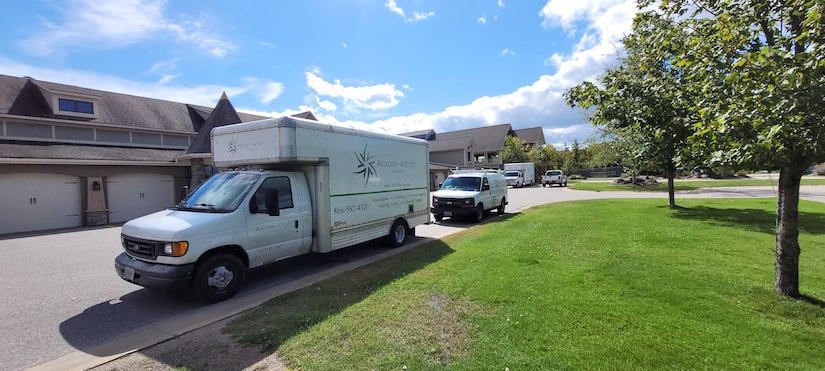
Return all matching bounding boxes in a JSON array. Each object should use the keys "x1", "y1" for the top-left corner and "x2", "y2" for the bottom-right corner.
[
  {"x1": 115, "y1": 116, "x2": 430, "y2": 301},
  {"x1": 503, "y1": 162, "x2": 535, "y2": 186}
]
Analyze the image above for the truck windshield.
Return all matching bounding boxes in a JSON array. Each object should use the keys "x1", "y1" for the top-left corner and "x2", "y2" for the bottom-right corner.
[
  {"x1": 176, "y1": 172, "x2": 261, "y2": 212},
  {"x1": 504, "y1": 171, "x2": 521, "y2": 177},
  {"x1": 441, "y1": 176, "x2": 481, "y2": 191}
]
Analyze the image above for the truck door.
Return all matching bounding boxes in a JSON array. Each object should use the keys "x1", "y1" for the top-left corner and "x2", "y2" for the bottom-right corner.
[{"x1": 245, "y1": 176, "x2": 304, "y2": 265}]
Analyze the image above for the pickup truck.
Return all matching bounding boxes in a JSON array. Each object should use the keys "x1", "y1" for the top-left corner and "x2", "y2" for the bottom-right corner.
[
  {"x1": 431, "y1": 171, "x2": 507, "y2": 223},
  {"x1": 542, "y1": 170, "x2": 567, "y2": 187}
]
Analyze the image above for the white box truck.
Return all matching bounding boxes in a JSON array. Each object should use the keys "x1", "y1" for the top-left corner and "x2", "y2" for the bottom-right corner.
[
  {"x1": 115, "y1": 116, "x2": 430, "y2": 302},
  {"x1": 503, "y1": 162, "x2": 535, "y2": 187}
]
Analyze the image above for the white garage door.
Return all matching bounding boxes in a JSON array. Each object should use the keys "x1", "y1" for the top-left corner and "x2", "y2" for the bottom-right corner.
[
  {"x1": 107, "y1": 173, "x2": 175, "y2": 223},
  {"x1": 0, "y1": 173, "x2": 82, "y2": 235}
]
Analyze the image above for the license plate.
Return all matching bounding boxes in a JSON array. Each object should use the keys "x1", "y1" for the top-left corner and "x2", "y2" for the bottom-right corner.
[
  {"x1": 123, "y1": 266, "x2": 136, "y2": 281},
  {"x1": 444, "y1": 211, "x2": 452, "y2": 217}
]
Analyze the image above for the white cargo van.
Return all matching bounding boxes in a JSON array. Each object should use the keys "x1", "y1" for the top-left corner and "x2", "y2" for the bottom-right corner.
[
  {"x1": 430, "y1": 170, "x2": 507, "y2": 223},
  {"x1": 115, "y1": 116, "x2": 430, "y2": 302},
  {"x1": 503, "y1": 163, "x2": 535, "y2": 187}
]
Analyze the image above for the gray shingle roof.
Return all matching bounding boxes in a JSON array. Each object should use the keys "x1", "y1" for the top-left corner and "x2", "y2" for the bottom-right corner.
[
  {"x1": 435, "y1": 123, "x2": 514, "y2": 152},
  {"x1": 0, "y1": 141, "x2": 182, "y2": 162},
  {"x1": 514, "y1": 127, "x2": 546, "y2": 146},
  {"x1": 0, "y1": 74, "x2": 268, "y2": 133},
  {"x1": 428, "y1": 136, "x2": 473, "y2": 152}
]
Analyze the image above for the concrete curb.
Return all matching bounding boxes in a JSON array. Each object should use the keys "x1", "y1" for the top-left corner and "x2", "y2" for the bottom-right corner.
[{"x1": 28, "y1": 236, "x2": 443, "y2": 371}]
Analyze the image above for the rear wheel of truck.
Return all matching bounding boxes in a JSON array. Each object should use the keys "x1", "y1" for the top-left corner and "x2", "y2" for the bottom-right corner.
[
  {"x1": 497, "y1": 199, "x2": 506, "y2": 215},
  {"x1": 192, "y1": 253, "x2": 246, "y2": 303},
  {"x1": 388, "y1": 219, "x2": 409, "y2": 248}
]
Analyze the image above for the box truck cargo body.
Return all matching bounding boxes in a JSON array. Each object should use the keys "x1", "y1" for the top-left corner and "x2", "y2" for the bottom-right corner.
[
  {"x1": 503, "y1": 163, "x2": 535, "y2": 186},
  {"x1": 115, "y1": 116, "x2": 430, "y2": 301}
]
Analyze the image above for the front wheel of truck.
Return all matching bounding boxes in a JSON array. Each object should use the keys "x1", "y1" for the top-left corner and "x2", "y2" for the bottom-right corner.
[{"x1": 192, "y1": 253, "x2": 246, "y2": 303}]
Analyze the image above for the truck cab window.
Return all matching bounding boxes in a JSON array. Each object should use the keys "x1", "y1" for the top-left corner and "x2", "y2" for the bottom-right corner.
[
  {"x1": 252, "y1": 176, "x2": 294, "y2": 213},
  {"x1": 482, "y1": 177, "x2": 490, "y2": 190}
]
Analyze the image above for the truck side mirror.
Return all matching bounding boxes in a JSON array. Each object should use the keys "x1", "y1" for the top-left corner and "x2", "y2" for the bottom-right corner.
[{"x1": 265, "y1": 189, "x2": 280, "y2": 216}]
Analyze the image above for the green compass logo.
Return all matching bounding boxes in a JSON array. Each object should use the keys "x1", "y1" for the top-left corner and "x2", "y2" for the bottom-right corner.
[{"x1": 353, "y1": 144, "x2": 377, "y2": 185}]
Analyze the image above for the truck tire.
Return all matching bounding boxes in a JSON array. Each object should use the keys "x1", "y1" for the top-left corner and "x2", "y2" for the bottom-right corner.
[
  {"x1": 434, "y1": 214, "x2": 444, "y2": 222},
  {"x1": 388, "y1": 219, "x2": 409, "y2": 248},
  {"x1": 472, "y1": 204, "x2": 484, "y2": 223},
  {"x1": 497, "y1": 199, "x2": 506, "y2": 215},
  {"x1": 192, "y1": 253, "x2": 246, "y2": 303}
]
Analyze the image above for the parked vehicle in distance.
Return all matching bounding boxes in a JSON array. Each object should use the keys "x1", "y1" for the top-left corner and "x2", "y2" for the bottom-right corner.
[
  {"x1": 431, "y1": 171, "x2": 507, "y2": 223},
  {"x1": 115, "y1": 116, "x2": 430, "y2": 302},
  {"x1": 542, "y1": 170, "x2": 567, "y2": 187},
  {"x1": 503, "y1": 163, "x2": 535, "y2": 187},
  {"x1": 504, "y1": 170, "x2": 526, "y2": 188}
]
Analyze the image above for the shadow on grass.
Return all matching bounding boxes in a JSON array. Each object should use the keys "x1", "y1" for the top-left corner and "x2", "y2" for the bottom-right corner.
[
  {"x1": 802, "y1": 295, "x2": 825, "y2": 309},
  {"x1": 223, "y1": 239, "x2": 455, "y2": 352},
  {"x1": 670, "y1": 205, "x2": 825, "y2": 235}
]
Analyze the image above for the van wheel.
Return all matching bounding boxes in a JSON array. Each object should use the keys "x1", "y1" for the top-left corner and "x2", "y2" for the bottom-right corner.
[
  {"x1": 388, "y1": 219, "x2": 409, "y2": 248},
  {"x1": 473, "y1": 204, "x2": 484, "y2": 223},
  {"x1": 497, "y1": 199, "x2": 506, "y2": 215},
  {"x1": 192, "y1": 253, "x2": 246, "y2": 303}
]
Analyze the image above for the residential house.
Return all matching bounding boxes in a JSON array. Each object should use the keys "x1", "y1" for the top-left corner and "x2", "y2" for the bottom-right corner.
[{"x1": 0, "y1": 74, "x2": 309, "y2": 235}]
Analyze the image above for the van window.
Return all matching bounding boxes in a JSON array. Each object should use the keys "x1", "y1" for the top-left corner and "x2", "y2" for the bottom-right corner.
[
  {"x1": 252, "y1": 176, "x2": 294, "y2": 212},
  {"x1": 482, "y1": 177, "x2": 489, "y2": 189}
]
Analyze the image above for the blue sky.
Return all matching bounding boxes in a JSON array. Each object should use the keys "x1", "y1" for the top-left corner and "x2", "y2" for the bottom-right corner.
[{"x1": 0, "y1": 0, "x2": 638, "y2": 146}]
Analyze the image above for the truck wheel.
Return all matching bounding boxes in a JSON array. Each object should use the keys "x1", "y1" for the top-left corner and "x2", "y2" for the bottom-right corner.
[
  {"x1": 434, "y1": 214, "x2": 444, "y2": 222},
  {"x1": 388, "y1": 219, "x2": 409, "y2": 248},
  {"x1": 497, "y1": 199, "x2": 506, "y2": 215},
  {"x1": 473, "y1": 204, "x2": 484, "y2": 223},
  {"x1": 192, "y1": 253, "x2": 246, "y2": 303}
]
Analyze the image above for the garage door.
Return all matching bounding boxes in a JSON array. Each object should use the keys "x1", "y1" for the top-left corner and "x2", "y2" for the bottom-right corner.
[
  {"x1": 107, "y1": 173, "x2": 175, "y2": 223},
  {"x1": 0, "y1": 173, "x2": 82, "y2": 235}
]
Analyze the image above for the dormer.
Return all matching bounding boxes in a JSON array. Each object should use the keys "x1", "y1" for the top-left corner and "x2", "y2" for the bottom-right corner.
[{"x1": 39, "y1": 85, "x2": 100, "y2": 119}]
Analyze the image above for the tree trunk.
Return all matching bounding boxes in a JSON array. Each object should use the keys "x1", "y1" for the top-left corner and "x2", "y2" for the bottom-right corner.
[
  {"x1": 666, "y1": 162, "x2": 676, "y2": 208},
  {"x1": 775, "y1": 165, "x2": 803, "y2": 298}
]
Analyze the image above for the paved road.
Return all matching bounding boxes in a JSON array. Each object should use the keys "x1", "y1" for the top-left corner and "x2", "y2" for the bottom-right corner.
[{"x1": 3, "y1": 185, "x2": 825, "y2": 370}]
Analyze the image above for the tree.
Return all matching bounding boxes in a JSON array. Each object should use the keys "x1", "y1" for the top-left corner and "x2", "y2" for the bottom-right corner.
[
  {"x1": 529, "y1": 145, "x2": 563, "y2": 179},
  {"x1": 566, "y1": 11, "x2": 695, "y2": 208},
  {"x1": 594, "y1": 126, "x2": 652, "y2": 182},
  {"x1": 500, "y1": 135, "x2": 530, "y2": 163},
  {"x1": 656, "y1": 0, "x2": 825, "y2": 298}
]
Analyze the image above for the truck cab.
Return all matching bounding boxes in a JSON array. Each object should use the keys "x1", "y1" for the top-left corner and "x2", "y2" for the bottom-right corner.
[
  {"x1": 430, "y1": 172, "x2": 507, "y2": 223},
  {"x1": 504, "y1": 170, "x2": 525, "y2": 188},
  {"x1": 115, "y1": 170, "x2": 312, "y2": 302}
]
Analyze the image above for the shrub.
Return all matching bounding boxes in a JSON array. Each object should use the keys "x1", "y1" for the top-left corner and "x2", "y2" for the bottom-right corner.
[{"x1": 568, "y1": 174, "x2": 588, "y2": 180}]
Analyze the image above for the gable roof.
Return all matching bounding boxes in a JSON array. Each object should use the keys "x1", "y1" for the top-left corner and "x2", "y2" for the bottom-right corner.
[
  {"x1": 0, "y1": 74, "x2": 268, "y2": 134},
  {"x1": 514, "y1": 127, "x2": 546, "y2": 146},
  {"x1": 290, "y1": 111, "x2": 318, "y2": 121},
  {"x1": 428, "y1": 136, "x2": 473, "y2": 152},
  {"x1": 400, "y1": 129, "x2": 436, "y2": 140},
  {"x1": 185, "y1": 92, "x2": 242, "y2": 154},
  {"x1": 436, "y1": 123, "x2": 514, "y2": 152}
]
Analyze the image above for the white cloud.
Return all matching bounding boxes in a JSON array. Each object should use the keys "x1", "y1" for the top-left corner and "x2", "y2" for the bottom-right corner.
[
  {"x1": 498, "y1": 0, "x2": 506, "y2": 7},
  {"x1": 314, "y1": 96, "x2": 338, "y2": 112},
  {"x1": 0, "y1": 57, "x2": 252, "y2": 106},
  {"x1": 342, "y1": 41, "x2": 348, "y2": 48},
  {"x1": 478, "y1": 16, "x2": 487, "y2": 24},
  {"x1": 156, "y1": 73, "x2": 179, "y2": 85},
  {"x1": 500, "y1": 48, "x2": 515, "y2": 56},
  {"x1": 259, "y1": 81, "x2": 285, "y2": 104},
  {"x1": 258, "y1": 41, "x2": 276, "y2": 48},
  {"x1": 306, "y1": 72, "x2": 404, "y2": 111},
  {"x1": 22, "y1": 0, "x2": 236, "y2": 58},
  {"x1": 384, "y1": 0, "x2": 435, "y2": 23},
  {"x1": 149, "y1": 58, "x2": 179, "y2": 73}
]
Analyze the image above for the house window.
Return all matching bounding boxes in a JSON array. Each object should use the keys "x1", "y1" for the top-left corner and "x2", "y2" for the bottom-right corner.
[
  {"x1": 57, "y1": 98, "x2": 94, "y2": 114},
  {"x1": 132, "y1": 132, "x2": 162, "y2": 145}
]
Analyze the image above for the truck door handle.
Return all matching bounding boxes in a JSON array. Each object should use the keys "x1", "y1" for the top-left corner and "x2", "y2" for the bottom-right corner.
[{"x1": 294, "y1": 220, "x2": 299, "y2": 229}]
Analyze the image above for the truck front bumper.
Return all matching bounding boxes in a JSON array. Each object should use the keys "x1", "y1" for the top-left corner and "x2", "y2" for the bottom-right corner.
[{"x1": 114, "y1": 252, "x2": 194, "y2": 290}]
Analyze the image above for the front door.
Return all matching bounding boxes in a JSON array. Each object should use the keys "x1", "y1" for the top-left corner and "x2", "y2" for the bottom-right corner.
[{"x1": 245, "y1": 176, "x2": 304, "y2": 266}]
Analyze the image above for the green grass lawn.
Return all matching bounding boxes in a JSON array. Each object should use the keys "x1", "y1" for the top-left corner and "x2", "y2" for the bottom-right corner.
[
  {"x1": 568, "y1": 178, "x2": 825, "y2": 192},
  {"x1": 225, "y1": 199, "x2": 825, "y2": 370}
]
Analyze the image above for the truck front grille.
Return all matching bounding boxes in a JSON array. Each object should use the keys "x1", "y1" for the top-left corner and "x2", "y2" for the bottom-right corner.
[
  {"x1": 122, "y1": 236, "x2": 160, "y2": 260},
  {"x1": 438, "y1": 198, "x2": 470, "y2": 209}
]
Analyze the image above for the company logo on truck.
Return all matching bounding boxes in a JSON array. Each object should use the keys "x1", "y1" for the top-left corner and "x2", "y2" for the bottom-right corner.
[
  {"x1": 227, "y1": 140, "x2": 239, "y2": 153},
  {"x1": 353, "y1": 144, "x2": 377, "y2": 185}
]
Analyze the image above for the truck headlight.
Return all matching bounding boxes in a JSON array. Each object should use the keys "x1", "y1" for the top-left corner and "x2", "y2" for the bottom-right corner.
[
  {"x1": 163, "y1": 241, "x2": 189, "y2": 257},
  {"x1": 464, "y1": 198, "x2": 474, "y2": 205}
]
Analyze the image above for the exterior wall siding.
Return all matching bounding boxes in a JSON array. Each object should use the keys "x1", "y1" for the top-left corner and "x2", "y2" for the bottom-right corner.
[{"x1": 430, "y1": 149, "x2": 466, "y2": 167}]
